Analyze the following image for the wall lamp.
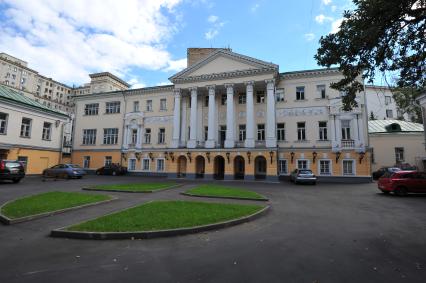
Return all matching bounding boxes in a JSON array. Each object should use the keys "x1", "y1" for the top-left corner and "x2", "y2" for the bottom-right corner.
[
  {"x1": 269, "y1": 150, "x2": 274, "y2": 164},
  {"x1": 206, "y1": 152, "x2": 211, "y2": 163},
  {"x1": 359, "y1": 151, "x2": 365, "y2": 164},
  {"x1": 186, "y1": 151, "x2": 192, "y2": 163},
  {"x1": 121, "y1": 152, "x2": 127, "y2": 161},
  {"x1": 164, "y1": 151, "x2": 168, "y2": 160},
  {"x1": 247, "y1": 151, "x2": 251, "y2": 164},
  {"x1": 148, "y1": 152, "x2": 154, "y2": 161},
  {"x1": 226, "y1": 152, "x2": 230, "y2": 164},
  {"x1": 135, "y1": 152, "x2": 141, "y2": 161},
  {"x1": 335, "y1": 151, "x2": 341, "y2": 163},
  {"x1": 312, "y1": 151, "x2": 317, "y2": 164},
  {"x1": 169, "y1": 152, "x2": 175, "y2": 162},
  {"x1": 290, "y1": 152, "x2": 295, "y2": 163}
]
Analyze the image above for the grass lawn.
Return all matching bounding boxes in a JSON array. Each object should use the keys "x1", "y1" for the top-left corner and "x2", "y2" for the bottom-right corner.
[
  {"x1": 185, "y1": 184, "x2": 267, "y2": 200},
  {"x1": 67, "y1": 200, "x2": 264, "y2": 232},
  {"x1": 1, "y1": 191, "x2": 111, "y2": 219},
  {"x1": 88, "y1": 182, "x2": 178, "y2": 192}
]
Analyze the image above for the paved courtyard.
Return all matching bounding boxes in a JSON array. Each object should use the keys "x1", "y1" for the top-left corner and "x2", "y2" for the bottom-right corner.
[{"x1": 0, "y1": 175, "x2": 425, "y2": 283}]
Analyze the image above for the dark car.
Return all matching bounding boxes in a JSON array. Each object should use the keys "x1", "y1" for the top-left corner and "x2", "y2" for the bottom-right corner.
[
  {"x1": 96, "y1": 164, "x2": 127, "y2": 176},
  {"x1": 290, "y1": 169, "x2": 317, "y2": 185},
  {"x1": 0, "y1": 160, "x2": 25, "y2": 183},
  {"x1": 378, "y1": 171, "x2": 426, "y2": 196},
  {"x1": 372, "y1": 167, "x2": 401, "y2": 180},
  {"x1": 42, "y1": 164, "x2": 86, "y2": 179}
]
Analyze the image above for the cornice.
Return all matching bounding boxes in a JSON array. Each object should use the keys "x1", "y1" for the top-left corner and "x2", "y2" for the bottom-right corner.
[{"x1": 280, "y1": 68, "x2": 340, "y2": 79}]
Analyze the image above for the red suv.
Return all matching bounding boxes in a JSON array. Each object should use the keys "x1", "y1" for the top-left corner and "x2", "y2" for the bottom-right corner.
[{"x1": 378, "y1": 171, "x2": 426, "y2": 196}]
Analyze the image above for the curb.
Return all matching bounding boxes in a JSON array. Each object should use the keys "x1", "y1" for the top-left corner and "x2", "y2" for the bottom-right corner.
[
  {"x1": 50, "y1": 204, "x2": 270, "y2": 240},
  {"x1": 0, "y1": 196, "x2": 117, "y2": 225},
  {"x1": 180, "y1": 192, "x2": 269, "y2": 202},
  {"x1": 81, "y1": 183, "x2": 184, "y2": 193}
]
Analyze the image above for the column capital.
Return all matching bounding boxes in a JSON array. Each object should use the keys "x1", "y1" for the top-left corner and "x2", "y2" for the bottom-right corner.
[
  {"x1": 244, "y1": 80, "x2": 255, "y2": 86},
  {"x1": 173, "y1": 88, "x2": 181, "y2": 97},
  {"x1": 224, "y1": 83, "x2": 234, "y2": 90},
  {"x1": 206, "y1": 85, "x2": 216, "y2": 91},
  {"x1": 189, "y1": 86, "x2": 198, "y2": 92},
  {"x1": 265, "y1": 79, "x2": 275, "y2": 87}
]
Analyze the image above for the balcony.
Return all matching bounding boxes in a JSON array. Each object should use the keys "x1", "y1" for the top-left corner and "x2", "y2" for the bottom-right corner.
[{"x1": 341, "y1": 139, "x2": 355, "y2": 148}]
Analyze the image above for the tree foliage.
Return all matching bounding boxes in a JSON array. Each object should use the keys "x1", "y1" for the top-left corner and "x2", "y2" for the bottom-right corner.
[
  {"x1": 392, "y1": 87, "x2": 424, "y2": 123},
  {"x1": 315, "y1": 0, "x2": 426, "y2": 111}
]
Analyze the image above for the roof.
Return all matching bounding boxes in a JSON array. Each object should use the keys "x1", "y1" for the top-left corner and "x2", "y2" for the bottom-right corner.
[
  {"x1": 0, "y1": 84, "x2": 68, "y2": 118},
  {"x1": 368, "y1": 120, "x2": 424, "y2": 133},
  {"x1": 89, "y1": 72, "x2": 130, "y2": 87}
]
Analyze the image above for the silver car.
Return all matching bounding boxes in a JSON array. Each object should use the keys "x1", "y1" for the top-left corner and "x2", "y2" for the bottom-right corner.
[
  {"x1": 42, "y1": 164, "x2": 86, "y2": 179},
  {"x1": 290, "y1": 169, "x2": 317, "y2": 185}
]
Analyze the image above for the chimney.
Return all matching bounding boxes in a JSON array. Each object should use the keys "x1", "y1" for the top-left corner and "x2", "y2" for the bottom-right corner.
[{"x1": 187, "y1": 47, "x2": 231, "y2": 67}]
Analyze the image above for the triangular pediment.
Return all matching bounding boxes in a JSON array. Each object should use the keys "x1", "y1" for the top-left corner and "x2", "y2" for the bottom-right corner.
[{"x1": 170, "y1": 49, "x2": 278, "y2": 82}]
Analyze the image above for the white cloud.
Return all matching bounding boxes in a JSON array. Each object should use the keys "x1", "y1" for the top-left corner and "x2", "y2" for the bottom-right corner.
[
  {"x1": 204, "y1": 15, "x2": 225, "y2": 40},
  {"x1": 0, "y1": 0, "x2": 184, "y2": 85},
  {"x1": 304, "y1": 33, "x2": 315, "y2": 41},
  {"x1": 331, "y1": 5, "x2": 337, "y2": 12},
  {"x1": 322, "y1": 0, "x2": 332, "y2": 5},
  {"x1": 164, "y1": 58, "x2": 187, "y2": 72},
  {"x1": 331, "y1": 18, "x2": 344, "y2": 33},
  {"x1": 208, "y1": 15, "x2": 218, "y2": 23},
  {"x1": 315, "y1": 14, "x2": 334, "y2": 24},
  {"x1": 251, "y1": 3, "x2": 260, "y2": 12},
  {"x1": 129, "y1": 78, "x2": 147, "y2": 89},
  {"x1": 157, "y1": 81, "x2": 172, "y2": 86}
]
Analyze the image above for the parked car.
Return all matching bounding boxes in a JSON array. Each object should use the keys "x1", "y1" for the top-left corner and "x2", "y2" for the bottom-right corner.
[
  {"x1": 372, "y1": 167, "x2": 401, "y2": 180},
  {"x1": 0, "y1": 160, "x2": 25, "y2": 183},
  {"x1": 42, "y1": 164, "x2": 86, "y2": 179},
  {"x1": 290, "y1": 169, "x2": 317, "y2": 185},
  {"x1": 95, "y1": 164, "x2": 127, "y2": 176},
  {"x1": 378, "y1": 171, "x2": 426, "y2": 196}
]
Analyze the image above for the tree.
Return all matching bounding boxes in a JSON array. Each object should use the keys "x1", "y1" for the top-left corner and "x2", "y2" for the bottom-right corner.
[
  {"x1": 369, "y1": 111, "x2": 376, "y2": 120},
  {"x1": 315, "y1": 0, "x2": 426, "y2": 111},
  {"x1": 392, "y1": 87, "x2": 424, "y2": 123}
]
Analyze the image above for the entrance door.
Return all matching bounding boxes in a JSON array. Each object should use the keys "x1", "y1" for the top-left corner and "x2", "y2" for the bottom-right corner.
[
  {"x1": 177, "y1": 156, "x2": 187, "y2": 177},
  {"x1": 195, "y1": 156, "x2": 205, "y2": 178},
  {"x1": 214, "y1": 156, "x2": 225, "y2": 180},
  {"x1": 254, "y1": 156, "x2": 267, "y2": 180},
  {"x1": 234, "y1": 156, "x2": 245, "y2": 179}
]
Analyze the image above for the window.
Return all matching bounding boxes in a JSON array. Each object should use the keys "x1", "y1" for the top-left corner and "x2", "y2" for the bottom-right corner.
[
  {"x1": 82, "y1": 129, "x2": 97, "y2": 145},
  {"x1": 105, "y1": 156, "x2": 112, "y2": 166},
  {"x1": 144, "y1": 128, "x2": 151, "y2": 144},
  {"x1": 297, "y1": 122, "x2": 306, "y2": 141},
  {"x1": 239, "y1": 124, "x2": 246, "y2": 141},
  {"x1": 257, "y1": 124, "x2": 265, "y2": 141},
  {"x1": 277, "y1": 123, "x2": 285, "y2": 141},
  {"x1": 160, "y1": 98, "x2": 167, "y2": 111},
  {"x1": 131, "y1": 129, "x2": 137, "y2": 144},
  {"x1": 156, "y1": 159, "x2": 165, "y2": 172},
  {"x1": 343, "y1": 160, "x2": 354, "y2": 175},
  {"x1": 221, "y1": 94, "x2": 227, "y2": 105},
  {"x1": 83, "y1": 156, "x2": 91, "y2": 169},
  {"x1": 42, "y1": 122, "x2": 52, "y2": 140},
  {"x1": 297, "y1": 160, "x2": 308, "y2": 169},
  {"x1": 238, "y1": 93, "x2": 246, "y2": 104},
  {"x1": 276, "y1": 89, "x2": 285, "y2": 102},
  {"x1": 319, "y1": 160, "x2": 331, "y2": 175},
  {"x1": 386, "y1": 109, "x2": 393, "y2": 118},
  {"x1": 133, "y1": 101, "x2": 139, "y2": 112},
  {"x1": 103, "y1": 128, "x2": 118, "y2": 144},
  {"x1": 204, "y1": 126, "x2": 208, "y2": 141},
  {"x1": 385, "y1": 96, "x2": 392, "y2": 105},
  {"x1": 278, "y1": 159, "x2": 288, "y2": 175},
  {"x1": 317, "y1": 85, "x2": 326, "y2": 99},
  {"x1": 397, "y1": 109, "x2": 404, "y2": 118},
  {"x1": 158, "y1": 128, "x2": 165, "y2": 144},
  {"x1": 395, "y1": 147, "x2": 404, "y2": 163},
  {"x1": 296, "y1": 86, "x2": 305, "y2": 100},
  {"x1": 128, "y1": 159, "x2": 136, "y2": 171},
  {"x1": 105, "y1": 101, "x2": 120, "y2": 114},
  {"x1": 20, "y1": 118, "x2": 32, "y2": 137},
  {"x1": 146, "y1": 100, "x2": 153, "y2": 111},
  {"x1": 341, "y1": 120, "x2": 351, "y2": 140},
  {"x1": 142, "y1": 158, "x2": 150, "y2": 171},
  {"x1": 0, "y1": 112, "x2": 8, "y2": 134},
  {"x1": 319, "y1": 121, "x2": 328, "y2": 140},
  {"x1": 256, "y1": 91, "x2": 265, "y2": 103},
  {"x1": 204, "y1": 95, "x2": 209, "y2": 107}
]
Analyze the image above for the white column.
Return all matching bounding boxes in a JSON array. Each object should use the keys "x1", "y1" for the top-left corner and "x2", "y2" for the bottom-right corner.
[
  {"x1": 265, "y1": 79, "x2": 277, "y2": 148},
  {"x1": 330, "y1": 115, "x2": 338, "y2": 150},
  {"x1": 171, "y1": 89, "x2": 181, "y2": 148},
  {"x1": 224, "y1": 84, "x2": 235, "y2": 148},
  {"x1": 187, "y1": 87, "x2": 198, "y2": 148},
  {"x1": 244, "y1": 81, "x2": 255, "y2": 148},
  {"x1": 357, "y1": 114, "x2": 365, "y2": 148},
  {"x1": 180, "y1": 98, "x2": 187, "y2": 144},
  {"x1": 136, "y1": 125, "x2": 142, "y2": 148},
  {"x1": 205, "y1": 85, "x2": 216, "y2": 148},
  {"x1": 123, "y1": 125, "x2": 129, "y2": 149}
]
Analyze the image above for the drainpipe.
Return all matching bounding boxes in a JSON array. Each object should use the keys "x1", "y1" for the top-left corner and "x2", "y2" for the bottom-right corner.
[{"x1": 120, "y1": 91, "x2": 127, "y2": 166}]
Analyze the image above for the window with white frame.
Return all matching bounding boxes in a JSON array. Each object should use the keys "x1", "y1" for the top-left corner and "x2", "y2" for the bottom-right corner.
[
  {"x1": 142, "y1": 158, "x2": 150, "y2": 171},
  {"x1": 82, "y1": 129, "x2": 97, "y2": 145},
  {"x1": 276, "y1": 89, "x2": 285, "y2": 102},
  {"x1": 83, "y1": 156, "x2": 90, "y2": 168},
  {"x1": 385, "y1": 96, "x2": 392, "y2": 105},
  {"x1": 42, "y1": 122, "x2": 52, "y2": 140},
  {"x1": 297, "y1": 160, "x2": 308, "y2": 169},
  {"x1": 156, "y1": 159, "x2": 165, "y2": 172},
  {"x1": 105, "y1": 101, "x2": 120, "y2": 114},
  {"x1": 128, "y1": 158, "x2": 136, "y2": 171},
  {"x1": 386, "y1": 109, "x2": 393, "y2": 118},
  {"x1": 0, "y1": 112, "x2": 8, "y2": 134},
  {"x1": 256, "y1": 91, "x2": 265, "y2": 103},
  {"x1": 20, "y1": 118, "x2": 32, "y2": 137},
  {"x1": 319, "y1": 160, "x2": 331, "y2": 175},
  {"x1": 239, "y1": 124, "x2": 246, "y2": 141},
  {"x1": 144, "y1": 128, "x2": 151, "y2": 143},
  {"x1": 257, "y1": 124, "x2": 265, "y2": 141},
  {"x1": 395, "y1": 147, "x2": 404, "y2": 163},
  {"x1": 319, "y1": 121, "x2": 328, "y2": 140},
  {"x1": 296, "y1": 86, "x2": 305, "y2": 100},
  {"x1": 341, "y1": 120, "x2": 351, "y2": 140},
  {"x1": 133, "y1": 101, "x2": 139, "y2": 112},
  {"x1": 131, "y1": 129, "x2": 137, "y2": 145},
  {"x1": 297, "y1": 122, "x2": 306, "y2": 141},
  {"x1": 103, "y1": 128, "x2": 118, "y2": 144},
  {"x1": 105, "y1": 156, "x2": 112, "y2": 166},
  {"x1": 160, "y1": 98, "x2": 167, "y2": 110},
  {"x1": 343, "y1": 160, "x2": 354, "y2": 175},
  {"x1": 221, "y1": 94, "x2": 227, "y2": 105},
  {"x1": 278, "y1": 159, "x2": 288, "y2": 174},
  {"x1": 277, "y1": 123, "x2": 285, "y2": 141},
  {"x1": 158, "y1": 128, "x2": 165, "y2": 144},
  {"x1": 238, "y1": 93, "x2": 246, "y2": 104},
  {"x1": 84, "y1": 103, "x2": 99, "y2": 115},
  {"x1": 146, "y1": 100, "x2": 153, "y2": 111},
  {"x1": 317, "y1": 85, "x2": 326, "y2": 99}
]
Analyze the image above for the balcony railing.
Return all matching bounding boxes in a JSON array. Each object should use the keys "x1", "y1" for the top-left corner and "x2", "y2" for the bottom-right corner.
[{"x1": 341, "y1": 139, "x2": 355, "y2": 148}]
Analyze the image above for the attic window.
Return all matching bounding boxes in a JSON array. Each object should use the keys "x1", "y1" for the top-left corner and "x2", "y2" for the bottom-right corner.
[{"x1": 385, "y1": 123, "x2": 401, "y2": 132}]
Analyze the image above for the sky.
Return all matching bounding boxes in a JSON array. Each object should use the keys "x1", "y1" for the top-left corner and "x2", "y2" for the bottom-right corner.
[{"x1": 0, "y1": 0, "x2": 354, "y2": 88}]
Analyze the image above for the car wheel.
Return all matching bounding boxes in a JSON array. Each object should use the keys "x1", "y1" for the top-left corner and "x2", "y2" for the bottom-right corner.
[
  {"x1": 395, "y1": 186, "x2": 408, "y2": 196},
  {"x1": 381, "y1": 190, "x2": 390, "y2": 195},
  {"x1": 312, "y1": 182, "x2": 316, "y2": 185},
  {"x1": 12, "y1": 178, "x2": 21, "y2": 183}
]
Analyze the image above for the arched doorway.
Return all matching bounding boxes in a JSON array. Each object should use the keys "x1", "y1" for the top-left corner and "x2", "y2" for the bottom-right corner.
[
  {"x1": 195, "y1": 155, "x2": 205, "y2": 178},
  {"x1": 214, "y1": 155, "x2": 225, "y2": 180},
  {"x1": 234, "y1": 156, "x2": 245, "y2": 179},
  {"x1": 177, "y1": 156, "x2": 187, "y2": 178},
  {"x1": 254, "y1": 156, "x2": 267, "y2": 180}
]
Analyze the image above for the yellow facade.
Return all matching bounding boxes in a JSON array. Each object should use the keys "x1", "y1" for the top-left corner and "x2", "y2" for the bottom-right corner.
[
  {"x1": 72, "y1": 151, "x2": 122, "y2": 170},
  {"x1": 6, "y1": 148, "x2": 61, "y2": 175}
]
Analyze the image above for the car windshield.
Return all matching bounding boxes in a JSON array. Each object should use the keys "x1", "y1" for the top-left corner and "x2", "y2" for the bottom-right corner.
[
  {"x1": 299, "y1": 170, "x2": 312, "y2": 174},
  {"x1": 68, "y1": 164, "x2": 82, "y2": 168},
  {"x1": 382, "y1": 172, "x2": 395, "y2": 178},
  {"x1": 388, "y1": 167, "x2": 401, "y2": 172}
]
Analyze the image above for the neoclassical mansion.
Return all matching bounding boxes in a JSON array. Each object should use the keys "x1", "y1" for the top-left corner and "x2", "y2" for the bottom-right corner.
[{"x1": 72, "y1": 48, "x2": 371, "y2": 182}]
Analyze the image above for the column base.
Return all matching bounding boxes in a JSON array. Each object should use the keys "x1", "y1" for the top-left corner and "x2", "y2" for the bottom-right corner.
[
  {"x1": 266, "y1": 139, "x2": 277, "y2": 148},
  {"x1": 187, "y1": 140, "x2": 197, "y2": 148},
  {"x1": 171, "y1": 139, "x2": 180, "y2": 148},
  {"x1": 205, "y1": 140, "x2": 216, "y2": 148},
  {"x1": 244, "y1": 139, "x2": 255, "y2": 148},
  {"x1": 224, "y1": 140, "x2": 235, "y2": 148}
]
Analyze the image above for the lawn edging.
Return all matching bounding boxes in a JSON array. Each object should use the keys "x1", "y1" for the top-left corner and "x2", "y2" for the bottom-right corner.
[
  {"x1": 0, "y1": 195, "x2": 117, "y2": 225},
  {"x1": 50, "y1": 204, "x2": 270, "y2": 240},
  {"x1": 81, "y1": 183, "x2": 183, "y2": 193},
  {"x1": 180, "y1": 192, "x2": 269, "y2": 201}
]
